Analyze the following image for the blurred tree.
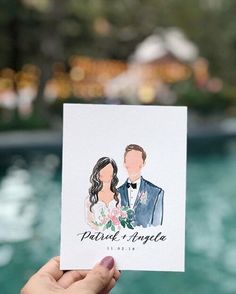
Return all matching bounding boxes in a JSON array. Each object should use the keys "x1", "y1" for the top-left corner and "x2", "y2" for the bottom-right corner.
[
  {"x1": 0, "y1": 0, "x2": 236, "y2": 86},
  {"x1": 33, "y1": 0, "x2": 67, "y2": 120}
]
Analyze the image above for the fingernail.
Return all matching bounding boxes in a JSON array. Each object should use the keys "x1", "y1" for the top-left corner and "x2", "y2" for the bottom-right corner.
[{"x1": 100, "y1": 256, "x2": 114, "y2": 270}]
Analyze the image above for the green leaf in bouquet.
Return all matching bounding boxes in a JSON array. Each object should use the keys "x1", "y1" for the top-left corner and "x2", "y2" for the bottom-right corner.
[
  {"x1": 111, "y1": 224, "x2": 115, "y2": 231},
  {"x1": 106, "y1": 220, "x2": 112, "y2": 229},
  {"x1": 127, "y1": 221, "x2": 134, "y2": 229},
  {"x1": 127, "y1": 210, "x2": 134, "y2": 219},
  {"x1": 120, "y1": 218, "x2": 126, "y2": 228}
]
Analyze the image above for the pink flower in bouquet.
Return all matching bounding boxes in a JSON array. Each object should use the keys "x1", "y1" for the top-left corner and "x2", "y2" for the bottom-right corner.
[
  {"x1": 110, "y1": 208, "x2": 121, "y2": 217},
  {"x1": 120, "y1": 210, "x2": 127, "y2": 218},
  {"x1": 110, "y1": 215, "x2": 120, "y2": 225},
  {"x1": 109, "y1": 208, "x2": 122, "y2": 225}
]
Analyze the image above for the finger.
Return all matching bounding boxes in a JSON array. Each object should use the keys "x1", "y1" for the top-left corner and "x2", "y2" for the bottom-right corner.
[
  {"x1": 57, "y1": 270, "x2": 88, "y2": 288},
  {"x1": 113, "y1": 269, "x2": 121, "y2": 281},
  {"x1": 36, "y1": 256, "x2": 64, "y2": 281},
  {"x1": 58, "y1": 265, "x2": 120, "y2": 290},
  {"x1": 21, "y1": 258, "x2": 63, "y2": 294},
  {"x1": 100, "y1": 269, "x2": 120, "y2": 294},
  {"x1": 100, "y1": 277, "x2": 117, "y2": 294},
  {"x1": 68, "y1": 256, "x2": 115, "y2": 294},
  {"x1": 59, "y1": 267, "x2": 120, "y2": 290}
]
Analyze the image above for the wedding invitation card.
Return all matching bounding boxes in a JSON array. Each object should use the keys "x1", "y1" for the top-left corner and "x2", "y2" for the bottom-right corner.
[{"x1": 60, "y1": 104, "x2": 187, "y2": 271}]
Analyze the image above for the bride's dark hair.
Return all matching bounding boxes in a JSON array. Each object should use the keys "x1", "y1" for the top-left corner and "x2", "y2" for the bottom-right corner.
[{"x1": 89, "y1": 157, "x2": 119, "y2": 212}]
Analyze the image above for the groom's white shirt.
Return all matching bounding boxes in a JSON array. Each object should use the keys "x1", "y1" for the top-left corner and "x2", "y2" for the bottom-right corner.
[{"x1": 127, "y1": 177, "x2": 141, "y2": 208}]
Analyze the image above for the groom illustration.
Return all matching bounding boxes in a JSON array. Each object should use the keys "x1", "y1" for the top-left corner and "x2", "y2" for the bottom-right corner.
[{"x1": 118, "y1": 144, "x2": 164, "y2": 227}]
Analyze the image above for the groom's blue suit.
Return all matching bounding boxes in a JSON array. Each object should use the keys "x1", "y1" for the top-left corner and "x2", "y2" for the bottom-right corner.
[{"x1": 118, "y1": 177, "x2": 164, "y2": 228}]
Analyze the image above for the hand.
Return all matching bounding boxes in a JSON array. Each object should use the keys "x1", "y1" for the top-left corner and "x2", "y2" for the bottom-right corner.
[{"x1": 21, "y1": 256, "x2": 120, "y2": 294}]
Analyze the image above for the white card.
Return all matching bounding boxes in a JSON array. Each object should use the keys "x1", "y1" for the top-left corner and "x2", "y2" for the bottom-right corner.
[{"x1": 60, "y1": 104, "x2": 187, "y2": 271}]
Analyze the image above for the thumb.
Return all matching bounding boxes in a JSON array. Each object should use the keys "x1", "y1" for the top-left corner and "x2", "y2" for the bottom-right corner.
[{"x1": 67, "y1": 256, "x2": 115, "y2": 294}]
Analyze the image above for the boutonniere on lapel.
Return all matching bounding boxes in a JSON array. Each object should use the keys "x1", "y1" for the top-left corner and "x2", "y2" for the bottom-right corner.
[{"x1": 139, "y1": 191, "x2": 148, "y2": 205}]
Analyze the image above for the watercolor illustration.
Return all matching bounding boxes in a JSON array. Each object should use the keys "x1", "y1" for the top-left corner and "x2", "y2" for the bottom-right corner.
[
  {"x1": 86, "y1": 144, "x2": 164, "y2": 231},
  {"x1": 118, "y1": 144, "x2": 164, "y2": 228},
  {"x1": 61, "y1": 104, "x2": 187, "y2": 271},
  {"x1": 86, "y1": 157, "x2": 134, "y2": 231}
]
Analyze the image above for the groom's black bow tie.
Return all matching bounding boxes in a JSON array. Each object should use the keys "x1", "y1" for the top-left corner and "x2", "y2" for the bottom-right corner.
[{"x1": 127, "y1": 182, "x2": 137, "y2": 189}]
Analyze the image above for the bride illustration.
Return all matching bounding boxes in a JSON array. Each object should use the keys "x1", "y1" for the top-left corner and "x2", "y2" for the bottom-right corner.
[{"x1": 86, "y1": 157, "x2": 134, "y2": 231}]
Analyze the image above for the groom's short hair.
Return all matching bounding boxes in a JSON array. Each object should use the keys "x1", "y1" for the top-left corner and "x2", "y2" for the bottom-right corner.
[{"x1": 124, "y1": 144, "x2": 147, "y2": 162}]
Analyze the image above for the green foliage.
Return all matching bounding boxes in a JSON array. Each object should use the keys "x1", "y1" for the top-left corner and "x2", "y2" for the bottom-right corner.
[
  {"x1": 120, "y1": 219, "x2": 126, "y2": 228},
  {"x1": 126, "y1": 221, "x2": 134, "y2": 230},
  {"x1": 106, "y1": 220, "x2": 112, "y2": 229},
  {"x1": 48, "y1": 97, "x2": 106, "y2": 118},
  {"x1": 0, "y1": 0, "x2": 235, "y2": 82},
  {"x1": 0, "y1": 110, "x2": 49, "y2": 131},
  {"x1": 174, "y1": 80, "x2": 234, "y2": 115},
  {"x1": 1, "y1": 0, "x2": 236, "y2": 122}
]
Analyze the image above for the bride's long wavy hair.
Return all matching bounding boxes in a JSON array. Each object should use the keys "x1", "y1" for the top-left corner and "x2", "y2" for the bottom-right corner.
[{"x1": 89, "y1": 157, "x2": 119, "y2": 212}]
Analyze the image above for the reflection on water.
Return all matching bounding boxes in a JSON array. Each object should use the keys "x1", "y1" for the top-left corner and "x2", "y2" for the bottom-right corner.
[
  {"x1": 186, "y1": 150, "x2": 236, "y2": 294},
  {"x1": 0, "y1": 245, "x2": 14, "y2": 267},
  {"x1": 0, "y1": 140, "x2": 236, "y2": 294},
  {"x1": 0, "y1": 167, "x2": 36, "y2": 243},
  {"x1": 0, "y1": 149, "x2": 61, "y2": 293}
]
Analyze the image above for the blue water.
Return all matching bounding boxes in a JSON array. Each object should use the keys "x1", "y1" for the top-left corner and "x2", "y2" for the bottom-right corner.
[{"x1": 0, "y1": 139, "x2": 236, "y2": 294}]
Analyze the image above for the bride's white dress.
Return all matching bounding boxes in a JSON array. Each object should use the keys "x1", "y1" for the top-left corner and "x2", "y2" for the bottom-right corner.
[
  {"x1": 92, "y1": 199, "x2": 119, "y2": 224},
  {"x1": 86, "y1": 196, "x2": 121, "y2": 230}
]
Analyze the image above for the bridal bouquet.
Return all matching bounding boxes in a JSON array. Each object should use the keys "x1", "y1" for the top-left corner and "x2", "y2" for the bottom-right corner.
[{"x1": 93, "y1": 206, "x2": 134, "y2": 231}]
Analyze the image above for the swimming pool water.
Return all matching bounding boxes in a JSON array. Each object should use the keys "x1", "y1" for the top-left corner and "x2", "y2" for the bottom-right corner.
[{"x1": 0, "y1": 139, "x2": 236, "y2": 294}]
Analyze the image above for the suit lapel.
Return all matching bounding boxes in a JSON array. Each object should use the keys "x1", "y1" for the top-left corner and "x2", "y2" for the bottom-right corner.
[
  {"x1": 133, "y1": 177, "x2": 144, "y2": 210},
  {"x1": 122, "y1": 180, "x2": 130, "y2": 207}
]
